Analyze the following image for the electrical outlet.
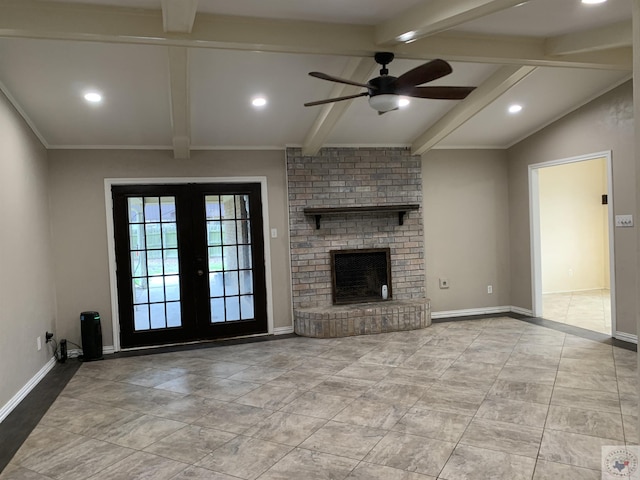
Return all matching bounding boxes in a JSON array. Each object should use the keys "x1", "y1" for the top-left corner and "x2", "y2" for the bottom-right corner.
[
  {"x1": 439, "y1": 278, "x2": 449, "y2": 289},
  {"x1": 487, "y1": 285, "x2": 493, "y2": 294},
  {"x1": 36, "y1": 336, "x2": 42, "y2": 351}
]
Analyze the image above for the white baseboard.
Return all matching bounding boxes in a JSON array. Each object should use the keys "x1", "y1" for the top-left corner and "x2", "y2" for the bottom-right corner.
[
  {"x1": 273, "y1": 326, "x2": 294, "y2": 335},
  {"x1": 0, "y1": 357, "x2": 56, "y2": 424},
  {"x1": 431, "y1": 306, "x2": 512, "y2": 319},
  {"x1": 615, "y1": 331, "x2": 638, "y2": 344}
]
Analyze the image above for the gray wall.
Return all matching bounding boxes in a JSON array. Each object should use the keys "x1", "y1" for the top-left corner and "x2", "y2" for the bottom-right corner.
[
  {"x1": 0, "y1": 91, "x2": 56, "y2": 410},
  {"x1": 47, "y1": 149, "x2": 292, "y2": 347},
  {"x1": 422, "y1": 149, "x2": 511, "y2": 312},
  {"x1": 508, "y1": 81, "x2": 635, "y2": 335}
]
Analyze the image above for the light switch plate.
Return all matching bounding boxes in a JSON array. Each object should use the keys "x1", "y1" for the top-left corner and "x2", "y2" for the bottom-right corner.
[{"x1": 615, "y1": 215, "x2": 633, "y2": 227}]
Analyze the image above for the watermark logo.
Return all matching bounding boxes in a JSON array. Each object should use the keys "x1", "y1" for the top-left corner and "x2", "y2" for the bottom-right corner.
[{"x1": 602, "y1": 446, "x2": 640, "y2": 479}]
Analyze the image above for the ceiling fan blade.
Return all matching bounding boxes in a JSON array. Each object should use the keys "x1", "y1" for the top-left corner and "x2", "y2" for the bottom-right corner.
[
  {"x1": 393, "y1": 59, "x2": 453, "y2": 89},
  {"x1": 402, "y1": 86, "x2": 476, "y2": 100},
  {"x1": 309, "y1": 72, "x2": 375, "y2": 89},
  {"x1": 304, "y1": 92, "x2": 368, "y2": 107}
]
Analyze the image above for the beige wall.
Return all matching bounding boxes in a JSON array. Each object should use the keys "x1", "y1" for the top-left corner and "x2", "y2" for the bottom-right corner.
[
  {"x1": 47, "y1": 149, "x2": 292, "y2": 348},
  {"x1": 0, "y1": 91, "x2": 56, "y2": 409},
  {"x1": 508, "y1": 81, "x2": 636, "y2": 335},
  {"x1": 539, "y1": 158, "x2": 609, "y2": 293},
  {"x1": 422, "y1": 149, "x2": 511, "y2": 312}
]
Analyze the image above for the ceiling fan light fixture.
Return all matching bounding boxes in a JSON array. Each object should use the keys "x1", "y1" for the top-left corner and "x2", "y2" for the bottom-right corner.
[
  {"x1": 398, "y1": 97, "x2": 410, "y2": 108},
  {"x1": 369, "y1": 94, "x2": 400, "y2": 113},
  {"x1": 581, "y1": 0, "x2": 606, "y2": 4}
]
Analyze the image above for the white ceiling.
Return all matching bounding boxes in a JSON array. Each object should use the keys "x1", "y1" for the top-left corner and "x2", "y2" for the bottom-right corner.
[{"x1": 0, "y1": 0, "x2": 633, "y2": 157}]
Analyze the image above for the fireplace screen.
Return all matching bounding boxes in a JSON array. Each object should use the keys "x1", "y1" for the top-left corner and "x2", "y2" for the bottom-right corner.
[{"x1": 330, "y1": 248, "x2": 392, "y2": 305}]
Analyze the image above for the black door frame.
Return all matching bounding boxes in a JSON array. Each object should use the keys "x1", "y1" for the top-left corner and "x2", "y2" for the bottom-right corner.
[{"x1": 105, "y1": 177, "x2": 273, "y2": 352}]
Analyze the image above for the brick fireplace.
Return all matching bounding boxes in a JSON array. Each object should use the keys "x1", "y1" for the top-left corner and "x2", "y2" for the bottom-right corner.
[{"x1": 287, "y1": 147, "x2": 430, "y2": 337}]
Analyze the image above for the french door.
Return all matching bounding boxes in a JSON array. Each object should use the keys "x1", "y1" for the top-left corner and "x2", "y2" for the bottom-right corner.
[{"x1": 112, "y1": 183, "x2": 267, "y2": 348}]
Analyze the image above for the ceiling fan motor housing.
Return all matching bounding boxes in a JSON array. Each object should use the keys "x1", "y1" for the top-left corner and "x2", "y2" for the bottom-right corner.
[{"x1": 367, "y1": 75, "x2": 399, "y2": 97}]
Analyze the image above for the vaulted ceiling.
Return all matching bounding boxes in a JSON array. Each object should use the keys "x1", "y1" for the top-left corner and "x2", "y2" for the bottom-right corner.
[{"x1": 0, "y1": 0, "x2": 632, "y2": 159}]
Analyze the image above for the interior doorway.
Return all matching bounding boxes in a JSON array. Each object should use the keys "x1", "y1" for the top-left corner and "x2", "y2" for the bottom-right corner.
[{"x1": 529, "y1": 151, "x2": 615, "y2": 335}]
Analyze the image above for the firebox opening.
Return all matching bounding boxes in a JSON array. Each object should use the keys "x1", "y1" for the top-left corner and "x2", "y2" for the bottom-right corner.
[{"x1": 330, "y1": 248, "x2": 392, "y2": 305}]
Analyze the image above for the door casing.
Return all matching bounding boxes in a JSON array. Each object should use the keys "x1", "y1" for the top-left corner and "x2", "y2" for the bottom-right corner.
[{"x1": 105, "y1": 176, "x2": 274, "y2": 352}]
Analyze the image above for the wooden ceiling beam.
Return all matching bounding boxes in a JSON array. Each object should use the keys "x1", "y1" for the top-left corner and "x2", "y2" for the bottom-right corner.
[
  {"x1": 545, "y1": 21, "x2": 632, "y2": 56},
  {"x1": 376, "y1": 0, "x2": 529, "y2": 46},
  {"x1": 161, "y1": 0, "x2": 198, "y2": 34}
]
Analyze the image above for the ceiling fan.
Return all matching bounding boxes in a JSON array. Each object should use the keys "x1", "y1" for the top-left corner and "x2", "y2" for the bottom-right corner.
[{"x1": 304, "y1": 52, "x2": 476, "y2": 114}]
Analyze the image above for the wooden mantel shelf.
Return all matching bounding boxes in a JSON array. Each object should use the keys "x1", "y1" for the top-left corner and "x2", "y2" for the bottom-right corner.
[{"x1": 303, "y1": 204, "x2": 420, "y2": 229}]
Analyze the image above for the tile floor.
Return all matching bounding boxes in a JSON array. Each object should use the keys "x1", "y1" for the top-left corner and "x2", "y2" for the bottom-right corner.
[
  {"x1": 2, "y1": 316, "x2": 637, "y2": 480},
  {"x1": 543, "y1": 289, "x2": 611, "y2": 335}
]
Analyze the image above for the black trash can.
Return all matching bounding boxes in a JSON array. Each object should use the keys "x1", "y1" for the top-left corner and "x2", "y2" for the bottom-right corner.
[{"x1": 80, "y1": 311, "x2": 103, "y2": 361}]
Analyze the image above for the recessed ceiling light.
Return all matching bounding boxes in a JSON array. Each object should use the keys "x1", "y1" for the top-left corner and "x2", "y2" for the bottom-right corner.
[
  {"x1": 398, "y1": 97, "x2": 410, "y2": 108},
  {"x1": 397, "y1": 31, "x2": 416, "y2": 43},
  {"x1": 582, "y1": 0, "x2": 606, "y2": 4},
  {"x1": 508, "y1": 104, "x2": 523, "y2": 114},
  {"x1": 84, "y1": 92, "x2": 102, "y2": 103},
  {"x1": 252, "y1": 97, "x2": 267, "y2": 107}
]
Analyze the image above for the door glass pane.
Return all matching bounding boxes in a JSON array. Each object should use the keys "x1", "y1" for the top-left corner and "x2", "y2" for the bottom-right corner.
[
  {"x1": 145, "y1": 223, "x2": 162, "y2": 249},
  {"x1": 208, "y1": 247, "x2": 223, "y2": 271},
  {"x1": 210, "y1": 272, "x2": 223, "y2": 297},
  {"x1": 221, "y1": 220, "x2": 237, "y2": 245},
  {"x1": 160, "y1": 197, "x2": 176, "y2": 221},
  {"x1": 220, "y1": 195, "x2": 235, "y2": 219},
  {"x1": 128, "y1": 198, "x2": 144, "y2": 223},
  {"x1": 205, "y1": 195, "x2": 221, "y2": 220},
  {"x1": 207, "y1": 221, "x2": 222, "y2": 246},
  {"x1": 147, "y1": 250, "x2": 163, "y2": 276},
  {"x1": 224, "y1": 271, "x2": 239, "y2": 296},
  {"x1": 239, "y1": 270, "x2": 253, "y2": 295},
  {"x1": 149, "y1": 277, "x2": 165, "y2": 303},
  {"x1": 167, "y1": 302, "x2": 181, "y2": 327},
  {"x1": 132, "y1": 278, "x2": 148, "y2": 304},
  {"x1": 129, "y1": 224, "x2": 145, "y2": 250},
  {"x1": 126, "y1": 196, "x2": 182, "y2": 332},
  {"x1": 222, "y1": 246, "x2": 238, "y2": 270},
  {"x1": 144, "y1": 197, "x2": 160, "y2": 221},
  {"x1": 162, "y1": 223, "x2": 177, "y2": 248},
  {"x1": 235, "y1": 194, "x2": 250, "y2": 219},
  {"x1": 164, "y1": 249, "x2": 179, "y2": 275},
  {"x1": 131, "y1": 251, "x2": 147, "y2": 277},
  {"x1": 237, "y1": 220, "x2": 251, "y2": 244},
  {"x1": 165, "y1": 275, "x2": 180, "y2": 301},
  {"x1": 241, "y1": 295, "x2": 254, "y2": 319},
  {"x1": 150, "y1": 303, "x2": 166, "y2": 329},
  {"x1": 211, "y1": 297, "x2": 225, "y2": 322},
  {"x1": 225, "y1": 297, "x2": 240, "y2": 321},
  {"x1": 238, "y1": 245, "x2": 252, "y2": 269},
  {"x1": 134, "y1": 305, "x2": 150, "y2": 330}
]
